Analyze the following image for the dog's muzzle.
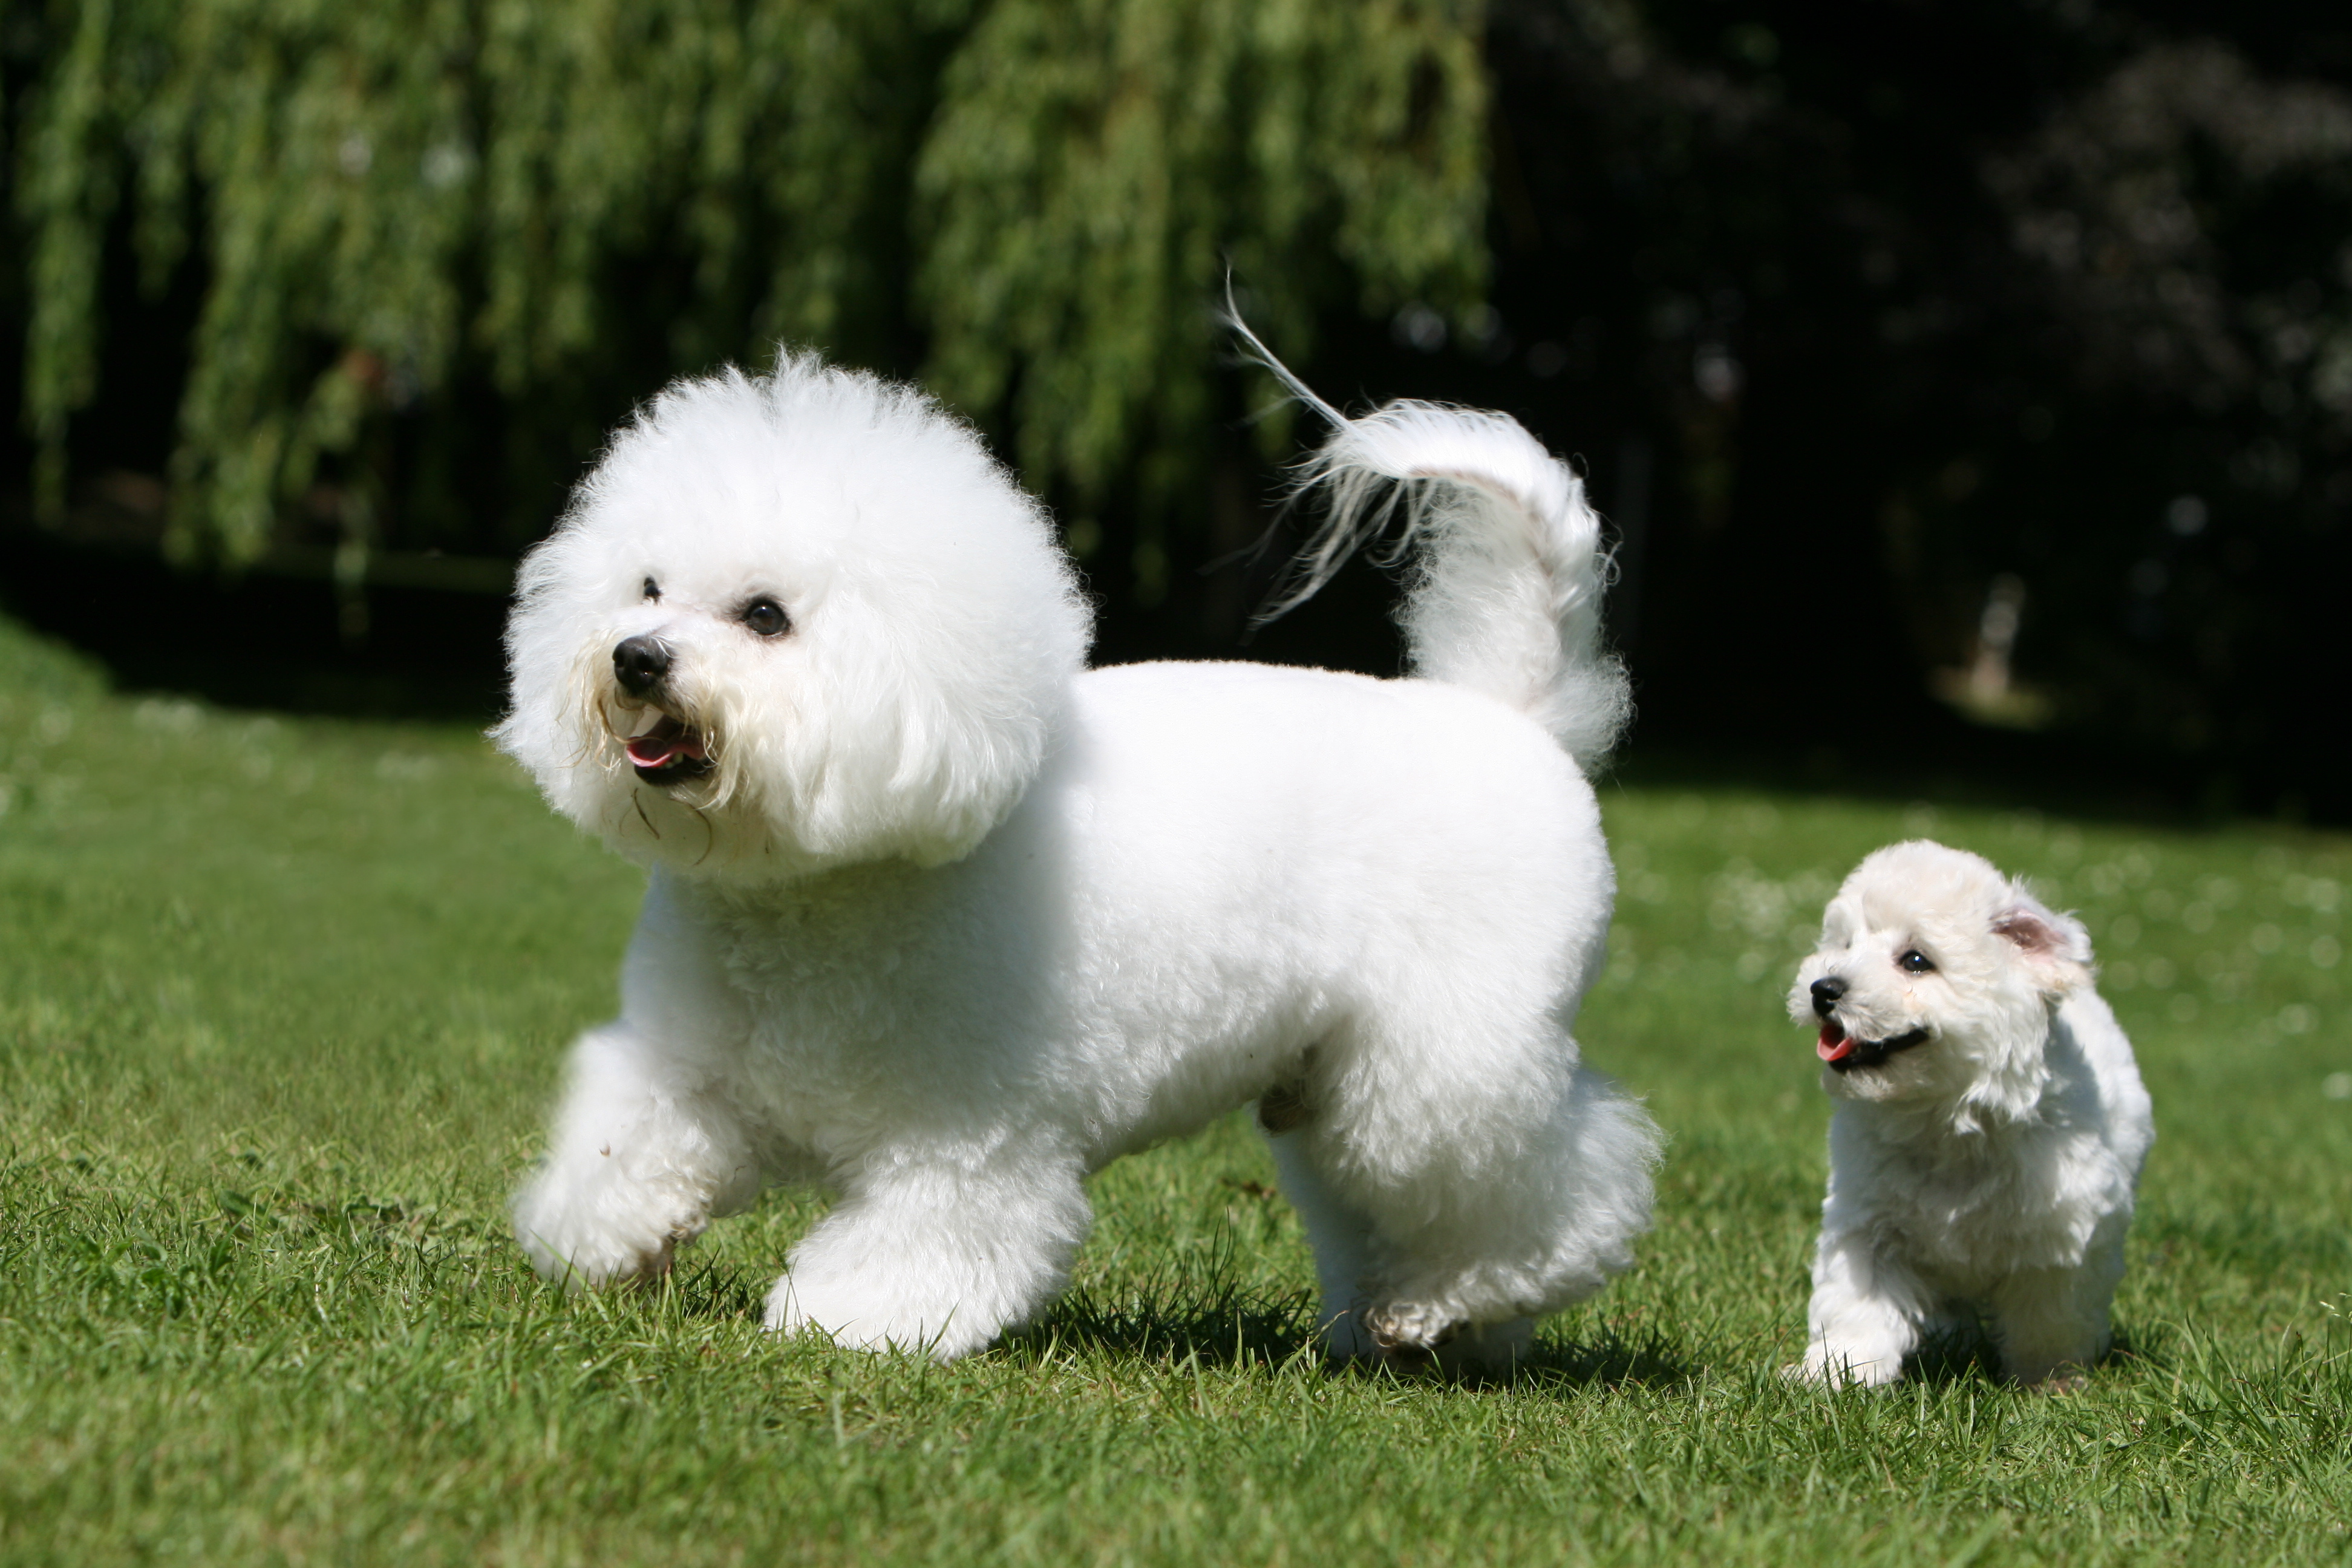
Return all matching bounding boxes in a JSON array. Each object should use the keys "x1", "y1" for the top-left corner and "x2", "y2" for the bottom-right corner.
[{"x1": 610, "y1": 636, "x2": 713, "y2": 786}]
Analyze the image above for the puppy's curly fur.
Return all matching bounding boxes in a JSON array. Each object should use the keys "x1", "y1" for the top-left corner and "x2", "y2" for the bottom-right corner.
[
  {"x1": 495, "y1": 350, "x2": 1660, "y2": 1366},
  {"x1": 1788, "y1": 841, "x2": 2154, "y2": 1387}
]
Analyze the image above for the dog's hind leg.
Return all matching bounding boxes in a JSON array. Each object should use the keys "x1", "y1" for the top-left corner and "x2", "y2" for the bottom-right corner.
[
  {"x1": 1269, "y1": 1126, "x2": 1532, "y2": 1374},
  {"x1": 1264, "y1": 1126, "x2": 1381, "y2": 1361},
  {"x1": 1279, "y1": 1030, "x2": 1659, "y2": 1369},
  {"x1": 512, "y1": 1022, "x2": 762, "y2": 1292},
  {"x1": 766, "y1": 1143, "x2": 1092, "y2": 1361}
]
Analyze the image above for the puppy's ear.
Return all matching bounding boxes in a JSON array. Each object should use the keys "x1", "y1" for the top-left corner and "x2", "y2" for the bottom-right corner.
[{"x1": 1991, "y1": 889, "x2": 2093, "y2": 996}]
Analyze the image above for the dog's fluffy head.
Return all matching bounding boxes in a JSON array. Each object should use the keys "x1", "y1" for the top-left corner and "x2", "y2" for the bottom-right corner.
[
  {"x1": 1788, "y1": 840, "x2": 2092, "y2": 1120},
  {"x1": 493, "y1": 354, "x2": 1093, "y2": 880}
]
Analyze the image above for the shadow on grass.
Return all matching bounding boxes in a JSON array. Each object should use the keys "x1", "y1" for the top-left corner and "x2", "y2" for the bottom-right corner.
[
  {"x1": 1515, "y1": 1325, "x2": 1690, "y2": 1393},
  {"x1": 1898, "y1": 1318, "x2": 2151, "y2": 1387},
  {"x1": 1007, "y1": 1246, "x2": 1690, "y2": 1393},
  {"x1": 648, "y1": 1258, "x2": 777, "y2": 1322},
  {"x1": 642, "y1": 1230, "x2": 1692, "y2": 1393},
  {"x1": 1005, "y1": 1251, "x2": 1321, "y2": 1373},
  {"x1": 1898, "y1": 1325, "x2": 2006, "y2": 1386}
]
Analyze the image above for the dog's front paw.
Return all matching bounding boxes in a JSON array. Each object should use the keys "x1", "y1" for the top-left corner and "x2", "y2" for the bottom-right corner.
[
  {"x1": 762, "y1": 1272, "x2": 970, "y2": 1359},
  {"x1": 762, "y1": 1276, "x2": 830, "y2": 1341},
  {"x1": 512, "y1": 1169, "x2": 706, "y2": 1293},
  {"x1": 517, "y1": 1220, "x2": 691, "y2": 1293},
  {"x1": 515, "y1": 1226, "x2": 675, "y2": 1293}
]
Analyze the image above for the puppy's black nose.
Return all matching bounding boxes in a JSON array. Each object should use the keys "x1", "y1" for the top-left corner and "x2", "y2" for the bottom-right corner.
[
  {"x1": 1810, "y1": 977, "x2": 1847, "y2": 1019},
  {"x1": 612, "y1": 635, "x2": 671, "y2": 697}
]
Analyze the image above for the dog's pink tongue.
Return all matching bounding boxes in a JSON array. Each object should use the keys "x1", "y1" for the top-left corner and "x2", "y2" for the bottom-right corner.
[
  {"x1": 1817, "y1": 1024, "x2": 1855, "y2": 1063},
  {"x1": 626, "y1": 720, "x2": 705, "y2": 769}
]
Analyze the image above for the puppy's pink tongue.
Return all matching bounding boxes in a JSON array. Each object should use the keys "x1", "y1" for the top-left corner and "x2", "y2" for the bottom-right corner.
[{"x1": 1817, "y1": 1025, "x2": 1855, "y2": 1063}]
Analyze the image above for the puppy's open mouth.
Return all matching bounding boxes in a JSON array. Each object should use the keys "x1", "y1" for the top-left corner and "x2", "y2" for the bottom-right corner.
[
  {"x1": 622, "y1": 707, "x2": 712, "y2": 786},
  {"x1": 1817, "y1": 1021, "x2": 1932, "y2": 1072}
]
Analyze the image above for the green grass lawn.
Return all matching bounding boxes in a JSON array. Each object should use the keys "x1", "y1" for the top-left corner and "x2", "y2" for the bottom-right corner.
[{"x1": 3, "y1": 610, "x2": 2348, "y2": 1566}]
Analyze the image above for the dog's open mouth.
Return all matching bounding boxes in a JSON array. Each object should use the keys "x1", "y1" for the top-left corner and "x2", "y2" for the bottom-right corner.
[
  {"x1": 1817, "y1": 1021, "x2": 1932, "y2": 1072},
  {"x1": 623, "y1": 707, "x2": 713, "y2": 786}
]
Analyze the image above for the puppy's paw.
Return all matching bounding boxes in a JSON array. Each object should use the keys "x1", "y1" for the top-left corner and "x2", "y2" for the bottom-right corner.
[
  {"x1": 1782, "y1": 1356, "x2": 1850, "y2": 1388},
  {"x1": 1786, "y1": 1348, "x2": 1902, "y2": 1390},
  {"x1": 2005, "y1": 1353, "x2": 2096, "y2": 1390},
  {"x1": 2025, "y1": 1371, "x2": 2090, "y2": 1394}
]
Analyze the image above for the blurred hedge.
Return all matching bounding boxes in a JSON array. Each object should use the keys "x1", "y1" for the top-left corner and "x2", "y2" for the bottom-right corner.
[{"x1": 6, "y1": 0, "x2": 1485, "y2": 566}]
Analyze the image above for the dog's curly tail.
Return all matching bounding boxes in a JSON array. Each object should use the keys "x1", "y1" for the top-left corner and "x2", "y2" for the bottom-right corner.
[{"x1": 1237, "y1": 319, "x2": 1630, "y2": 774}]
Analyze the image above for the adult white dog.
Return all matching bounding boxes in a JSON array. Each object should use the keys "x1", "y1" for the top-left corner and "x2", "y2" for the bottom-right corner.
[
  {"x1": 1788, "y1": 840, "x2": 2154, "y2": 1387},
  {"x1": 495, "y1": 345, "x2": 1659, "y2": 1367}
]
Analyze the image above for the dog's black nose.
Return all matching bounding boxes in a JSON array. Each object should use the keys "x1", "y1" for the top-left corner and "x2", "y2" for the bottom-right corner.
[
  {"x1": 1810, "y1": 977, "x2": 1847, "y2": 1019},
  {"x1": 612, "y1": 635, "x2": 671, "y2": 697}
]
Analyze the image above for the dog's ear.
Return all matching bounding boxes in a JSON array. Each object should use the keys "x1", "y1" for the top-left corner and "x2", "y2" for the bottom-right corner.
[
  {"x1": 778, "y1": 566, "x2": 1088, "y2": 869},
  {"x1": 1991, "y1": 890, "x2": 2093, "y2": 995}
]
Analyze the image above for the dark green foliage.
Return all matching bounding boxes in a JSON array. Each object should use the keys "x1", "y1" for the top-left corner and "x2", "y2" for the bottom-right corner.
[
  {"x1": 917, "y1": 0, "x2": 1485, "y2": 518},
  {"x1": 7, "y1": 0, "x2": 1486, "y2": 570}
]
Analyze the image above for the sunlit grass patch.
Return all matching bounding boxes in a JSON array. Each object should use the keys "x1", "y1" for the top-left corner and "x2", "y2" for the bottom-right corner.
[{"x1": 4, "y1": 613, "x2": 2349, "y2": 1566}]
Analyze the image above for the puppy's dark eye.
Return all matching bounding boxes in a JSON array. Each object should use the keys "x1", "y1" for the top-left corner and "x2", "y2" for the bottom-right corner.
[
  {"x1": 742, "y1": 596, "x2": 790, "y2": 637},
  {"x1": 1899, "y1": 949, "x2": 1935, "y2": 975},
  {"x1": 642, "y1": 577, "x2": 661, "y2": 601}
]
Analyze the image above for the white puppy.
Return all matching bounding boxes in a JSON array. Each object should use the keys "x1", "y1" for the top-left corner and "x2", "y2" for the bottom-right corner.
[
  {"x1": 1788, "y1": 840, "x2": 2154, "y2": 1387},
  {"x1": 494, "y1": 348, "x2": 1660, "y2": 1366}
]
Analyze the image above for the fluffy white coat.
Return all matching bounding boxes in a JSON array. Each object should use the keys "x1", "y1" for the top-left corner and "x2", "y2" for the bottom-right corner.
[
  {"x1": 495, "y1": 351, "x2": 1660, "y2": 1364},
  {"x1": 1788, "y1": 840, "x2": 2154, "y2": 1386}
]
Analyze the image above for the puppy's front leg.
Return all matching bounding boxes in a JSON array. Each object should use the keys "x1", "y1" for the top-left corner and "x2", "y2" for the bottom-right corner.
[
  {"x1": 1795, "y1": 1231, "x2": 1931, "y2": 1388},
  {"x1": 765, "y1": 1149, "x2": 1092, "y2": 1361},
  {"x1": 1987, "y1": 1246, "x2": 2123, "y2": 1386},
  {"x1": 512, "y1": 1023, "x2": 760, "y2": 1291}
]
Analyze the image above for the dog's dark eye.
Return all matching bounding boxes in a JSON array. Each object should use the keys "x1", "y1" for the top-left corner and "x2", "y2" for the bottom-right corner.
[
  {"x1": 642, "y1": 577, "x2": 661, "y2": 601},
  {"x1": 1899, "y1": 949, "x2": 1935, "y2": 975},
  {"x1": 742, "y1": 596, "x2": 791, "y2": 637}
]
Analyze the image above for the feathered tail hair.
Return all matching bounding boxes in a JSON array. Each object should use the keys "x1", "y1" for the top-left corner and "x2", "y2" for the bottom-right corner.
[{"x1": 1238, "y1": 320, "x2": 1631, "y2": 773}]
